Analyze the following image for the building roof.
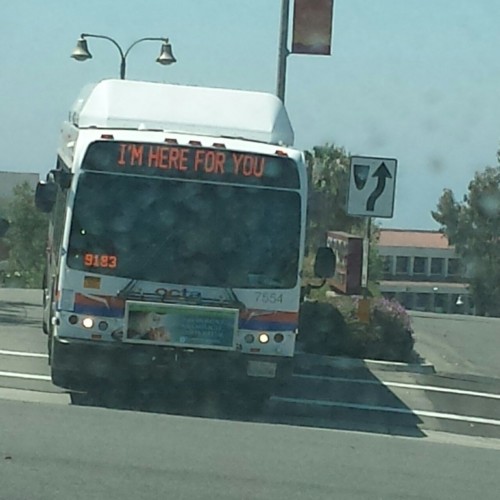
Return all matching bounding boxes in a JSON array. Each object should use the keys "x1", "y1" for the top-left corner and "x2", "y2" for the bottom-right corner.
[
  {"x1": 378, "y1": 229, "x2": 451, "y2": 249},
  {"x1": 70, "y1": 79, "x2": 295, "y2": 146}
]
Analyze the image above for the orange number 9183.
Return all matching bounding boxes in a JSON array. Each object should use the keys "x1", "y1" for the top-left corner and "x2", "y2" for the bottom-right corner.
[{"x1": 83, "y1": 253, "x2": 117, "y2": 269}]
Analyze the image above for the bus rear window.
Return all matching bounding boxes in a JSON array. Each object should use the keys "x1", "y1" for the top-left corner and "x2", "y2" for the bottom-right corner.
[{"x1": 67, "y1": 172, "x2": 301, "y2": 289}]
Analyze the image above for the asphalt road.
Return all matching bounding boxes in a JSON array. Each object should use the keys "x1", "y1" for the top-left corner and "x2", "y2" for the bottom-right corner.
[
  {"x1": 1, "y1": 397, "x2": 500, "y2": 500},
  {"x1": 1, "y1": 288, "x2": 500, "y2": 441},
  {"x1": 0, "y1": 288, "x2": 56, "y2": 394},
  {"x1": 411, "y1": 312, "x2": 500, "y2": 378}
]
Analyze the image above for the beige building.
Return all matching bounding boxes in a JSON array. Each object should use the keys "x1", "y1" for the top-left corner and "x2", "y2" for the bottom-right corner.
[{"x1": 377, "y1": 229, "x2": 471, "y2": 314}]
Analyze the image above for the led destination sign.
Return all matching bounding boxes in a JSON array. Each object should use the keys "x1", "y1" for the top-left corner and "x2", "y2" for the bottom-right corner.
[{"x1": 82, "y1": 141, "x2": 300, "y2": 188}]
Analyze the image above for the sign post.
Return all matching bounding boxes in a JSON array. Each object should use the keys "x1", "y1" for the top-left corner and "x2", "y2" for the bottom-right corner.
[
  {"x1": 276, "y1": 0, "x2": 291, "y2": 102},
  {"x1": 361, "y1": 216, "x2": 371, "y2": 293},
  {"x1": 347, "y1": 155, "x2": 397, "y2": 322},
  {"x1": 276, "y1": 0, "x2": 335, "y2": 102},
  {"x1": 358, "y1": 217, "x2": 372, "y2": 323}
]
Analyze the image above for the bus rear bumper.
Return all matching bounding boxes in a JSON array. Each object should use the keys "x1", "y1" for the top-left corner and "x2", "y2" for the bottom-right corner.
[{"x1": 51, "y1": 336, "x2": 293, "y2": 392}]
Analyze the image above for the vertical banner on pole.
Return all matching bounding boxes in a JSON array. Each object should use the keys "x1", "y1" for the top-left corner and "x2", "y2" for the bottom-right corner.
[{"x1": 292, "y1": 0, "x2": 334, "y2": 55}]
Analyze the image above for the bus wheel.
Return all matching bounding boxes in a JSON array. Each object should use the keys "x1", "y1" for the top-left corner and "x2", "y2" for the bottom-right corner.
[
  {"x1": 69, "y1": 385, "x2": 125, "y2": 408},
  {"x1": 69, "y1": 391, "x2": 106, "y2": 406},
  {"x1": 47, "y1": 335, "x2": 52, "y2": 364},
  {"x1": 69, "y1": 391, "x2": 92, "y2": 406}
]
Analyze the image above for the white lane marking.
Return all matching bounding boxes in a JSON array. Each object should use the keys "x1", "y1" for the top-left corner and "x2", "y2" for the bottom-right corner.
[
  {"x1": 0, "y1": 370, "x2": 51, "y2": 381},
  {"x1": 273, "y1": 396, "x2": 500, "y2": 427},
  {"x1": 293, "y1": 373, "x2": 500, "y2": 400},
  {"x1": 0, "y1": 349, "x2": 48, "y2": 359}
]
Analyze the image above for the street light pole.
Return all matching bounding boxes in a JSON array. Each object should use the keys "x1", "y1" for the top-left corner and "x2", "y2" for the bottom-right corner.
[
  {"x1": 71, "y1": 33, "x2": 176, "y2": 79},
  {"x1": 276, "y1": 0, "x2": 291, "y2": 102}
]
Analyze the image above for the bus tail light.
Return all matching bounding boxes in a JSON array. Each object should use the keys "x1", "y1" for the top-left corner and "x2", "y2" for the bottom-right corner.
[
  {"x1": 258, "y1": 332, "x2": 270, "y2": 344},
  {"x1": 82, "y1": 317, "x2": 94, "y2": 329}
]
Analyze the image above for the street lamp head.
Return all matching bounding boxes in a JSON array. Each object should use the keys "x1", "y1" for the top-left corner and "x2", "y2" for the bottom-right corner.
[
  {"x1": 71, "y1": 37, "x2": 92, "y2": 62},
  {"x1": 156, "y1": 40, "x2": 176, "y2": 66}
]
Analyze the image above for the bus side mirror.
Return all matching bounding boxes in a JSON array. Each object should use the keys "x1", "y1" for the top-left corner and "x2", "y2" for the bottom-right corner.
[
  {"x1": 35, "y1": 181, "x2": 58, "y2": 213},
  {"x1": 314, "y1": 247, "x2": 336, "y2": 279},
  {"x1": 0, "y1": 218, "x2": 9, "y2": 237}
]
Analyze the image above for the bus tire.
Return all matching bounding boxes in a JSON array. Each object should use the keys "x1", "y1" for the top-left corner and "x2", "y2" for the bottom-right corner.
[
  {"x1": 70, "y1": 386, "x2": 121, "y2": 408},
  {"x1": 41, "y1": 271, "x2": 50, "y2": 335},
  {"x1": 51, "y1": 367, "x2": 71, "y2": 389},
  {"x1": 70, "y1": 391, "x2": 101, "y2": 406},
  {"x1": 47, "y1": 334, "x2": 52, "y2": 365}
]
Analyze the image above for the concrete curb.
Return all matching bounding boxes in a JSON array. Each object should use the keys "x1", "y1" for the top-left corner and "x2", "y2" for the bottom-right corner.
[{"x1": 294, "y1": 353, "x2": 436, "y2": 375}]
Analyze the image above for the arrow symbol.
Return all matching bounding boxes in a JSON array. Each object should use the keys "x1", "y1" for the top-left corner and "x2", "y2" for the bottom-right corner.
[{"x1": 366, "y1": 162, "x2": 392, "y2": 211}]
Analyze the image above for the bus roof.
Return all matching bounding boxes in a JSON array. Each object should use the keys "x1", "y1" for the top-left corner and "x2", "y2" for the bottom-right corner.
[{"x1": 69, "y1": 79, "x2": 295, "y2": 146}]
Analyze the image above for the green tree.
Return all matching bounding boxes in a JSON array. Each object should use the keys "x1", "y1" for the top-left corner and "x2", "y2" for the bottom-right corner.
[
  {"x1": 4, "y1": 182, "x2": 48, "y2": 288},
  {"x1": 305, "y1": 143, "x2": 364, "y2": 251},
  {"x1": 432, "y1": 164, "x2": 500, "y2": 316}
]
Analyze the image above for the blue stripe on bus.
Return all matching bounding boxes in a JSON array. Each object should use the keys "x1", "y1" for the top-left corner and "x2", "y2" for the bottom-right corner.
[{"x1": 73, "y1": 304, "x2": 124, "y2": 318}]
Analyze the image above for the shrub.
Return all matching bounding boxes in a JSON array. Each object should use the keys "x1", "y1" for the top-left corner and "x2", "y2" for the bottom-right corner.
[
  {"x1": 298, "y1": 300, "x2": 347, "y2": 355},
  {"x1": 299, "y1": 296, "x2": 415, "y2": 362}
]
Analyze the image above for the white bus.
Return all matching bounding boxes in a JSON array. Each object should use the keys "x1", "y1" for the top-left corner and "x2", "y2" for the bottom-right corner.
[{"x1": 36, "y1": 79, "x2": 334, "y2": 404}]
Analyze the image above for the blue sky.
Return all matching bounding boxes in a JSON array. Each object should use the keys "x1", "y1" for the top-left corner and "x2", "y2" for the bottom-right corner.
[{"x1": 2, "y1": 0, "x2": 500, "y2": 229}]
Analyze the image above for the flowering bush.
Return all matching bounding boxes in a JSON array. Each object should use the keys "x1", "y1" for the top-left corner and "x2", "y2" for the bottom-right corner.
[
  {"x1": 369, "y1": 298, "x2": 415, "y2": 361},
  {"x1": 299, "y1": 296, "x2": 415, "y2": 362},
  {"x1": 371, "y1": 297, "x2": 412, "y2": 332}
]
